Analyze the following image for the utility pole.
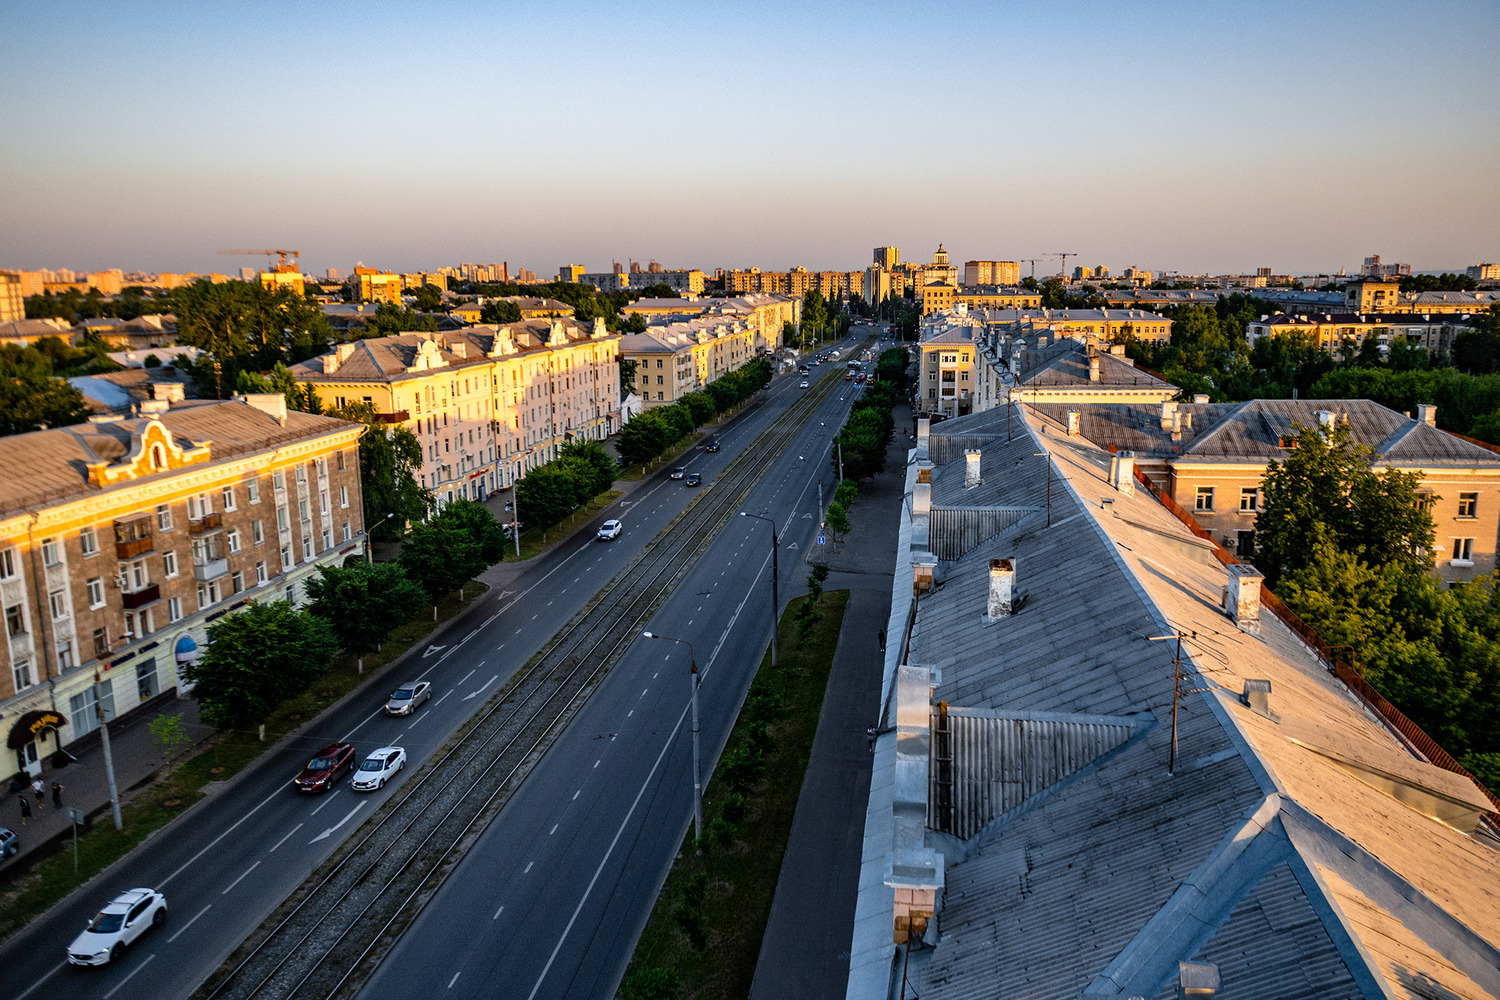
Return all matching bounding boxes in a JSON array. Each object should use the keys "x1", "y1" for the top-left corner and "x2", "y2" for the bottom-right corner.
[
  {"x1": 94, "y1": 671, "x2": 122, "y2": 830},
  {"x1": 641, "y1": 632, "x2": 703, "y2": 849}
]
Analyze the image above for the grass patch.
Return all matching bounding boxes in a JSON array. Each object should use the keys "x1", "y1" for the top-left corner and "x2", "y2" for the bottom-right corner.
[
  {"x1": 0, "y1": 580, "x2": 487, "y2": 945},
  {"x1": 501, "y1": 490, "x2": 624, "y2": 560},
  {"x1": 620, "y1": 589, "x2": 849, "y2": 1000}
]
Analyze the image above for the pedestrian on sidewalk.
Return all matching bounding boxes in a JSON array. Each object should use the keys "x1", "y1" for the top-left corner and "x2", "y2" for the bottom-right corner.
[
  {"x1": 17, "y1": 793, "x2": 31, "y2": 826},
  {"x1": 51, "y1": 781, "x2": 64, "y2": 810},
  {"x1": 30, "y1": 777, "x2": 44, "y2": 811}
]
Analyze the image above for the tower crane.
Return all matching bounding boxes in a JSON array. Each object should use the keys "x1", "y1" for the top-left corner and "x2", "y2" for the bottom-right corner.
[
  {"x1": 219, "y1": 249, "x2": 302, "y2": 272},
  {"x1": 1056, "y1": 252, "x2": 1077, "y2": 278},
  {"x1": 1023, "y1": 257, "x2": 1049, "y2": 279}
]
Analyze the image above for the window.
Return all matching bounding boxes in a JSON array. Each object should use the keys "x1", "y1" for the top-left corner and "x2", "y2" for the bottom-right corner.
[
  {"x1": 137, "y1": 658, "x2": 159, "y2": 701},
  {"x1": 41, "y1": 537, "x2": 60, "y2": 566},
  {"x1": 342, "y1": 521, "x2": 352, "y2": 541},
  {"x1": 298, "y1": 498, "x2": 310, "y2": 523},
  {"x1": 13, "y1": 659, "x2": 34, "y2": 692},
  {"x1": 277, "y1": 506, "x2": 289, "y2": 531},
  {"x1": 296, "y1": 464, "x2": 307, "y2": 485},
  {"x1": 93, "y1": 626, "x2": 109, "y2": 659},
  {"x1": 163, "y1": 550, "x2": 178, "y2": 578},
  {"x1": 280, "y1": 545, "x2": 292, "y2": 570},
  {"x1": 340, "y1": 485, "x2": 349, "y2": 508},
  {"x1": 6, "y1": 604, "x2": 26, "y2": 636},
  {"x1": 157, "y1": 504, "x2": 173, "y2": 531},
  {"x1": 1194, "y1": 487, "x2": 1215, "y2": 511},
  {"x1": 168, "y1": 596, "x2": 182, "y2": 623},
  {"x1": 69, "y1": 680, "x2": 114, "y2": 737},
  {"x1": 1452, "y1": 537, "x2": 1474, "y2": 564},
  {"x1": 1240, "y1": 488, "x2": 1259, "y2": 512},
  {"x1": 231, "y1": 570, "x2": 244, "y2": 595},
  {"x1": 320, "y1": 490, "x2": 330, "y2": 515},
  {"x1": 336, "y1": 450, "x2": 346, "y2": 472},
  {"x1": 273, "y1": 470, "x2": 285, "y2": 492},
  {"x1": 321, "y1": 527, "x2": 332, "y2": 550},
  {"x1": 87, "y1": 577, "x2": 105, "y2": 608},
  {"x1": 49, "y1": 590, "x2": 66, "y2": 620},
  {"x1": 0, "y1": 548, "x2": 15, "y2": 580},
  {"x1": 80, "y1": 527, "x2": 99, "y2": 556},
  {"x1": 129, "y1": 559, "x2": 149, "y2": 589},
  {"x1": 227, "y1": 529, "x2": 241, "y2": 554},
  {"x1": 248, "y1": 480, "x2": 261, "y2": 504},
  {"x1": 256, "y1": 561, "x2": 267, "y2": 584},
  {"x1": 56, "y1": 640, "x2": 73, "y2": 671},
  {"x1": 252, "y1": 519, "x2": 264, "y2": 544},
  {"x1": 1458, "y1": 492, "x2": 1478, "y2": 518}
]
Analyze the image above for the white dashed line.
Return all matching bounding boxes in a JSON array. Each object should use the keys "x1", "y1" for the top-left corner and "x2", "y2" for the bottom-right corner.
[
  {"x1": 448, "y1": 971, "x2": 461, "y2": 988},
  {"x1": 525, "y1": 861, "x2": 535, "y2": 873},
  {"x1": 494, "y1": 905, "x2": 505, "y2": 920},
  {"x1": 573, "y1": 789, "x2": 580, "y2": 800},
  {"x1": 550, "y1": 824, "x2": 558, "y2": 835},
  {"x1": 222, "y1": 860, "x2": 261, "y2": 895},
  {"x1": 268, "y1": 823, "x2": 303, "y2": 853},
  {"x1": 167, "y1": 904, "x2": 211, "y2": 943}
]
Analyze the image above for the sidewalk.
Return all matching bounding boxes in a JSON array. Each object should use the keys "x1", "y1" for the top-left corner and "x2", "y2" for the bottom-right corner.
[
  {"x1": 1, "y1": 694, "x2": 214, "y2": 873},
  {"x1": 749, "y1": 403, "x2": 912, "y2": 1000}
]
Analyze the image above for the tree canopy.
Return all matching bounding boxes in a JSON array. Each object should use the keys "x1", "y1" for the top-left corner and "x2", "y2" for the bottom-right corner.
[
  {"x1": 331, "y1": 401, "x2": 432, "y2": 541},
  {"x1": 183, "y1": 600, "x2": 337, "y2": 730},
  {"x1": 304, "y1": 560, "x2": 425, "y2": 657}
]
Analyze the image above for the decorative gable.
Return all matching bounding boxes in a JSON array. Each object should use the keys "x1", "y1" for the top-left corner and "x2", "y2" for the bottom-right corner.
[{"x1": 87, "y1": 417, "x2": 210, "y2": 487}]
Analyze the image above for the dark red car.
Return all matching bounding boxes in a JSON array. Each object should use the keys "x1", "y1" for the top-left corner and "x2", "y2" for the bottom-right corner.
[{"x1": 293, "y1": 742, "x2": 355, "y2": 793}]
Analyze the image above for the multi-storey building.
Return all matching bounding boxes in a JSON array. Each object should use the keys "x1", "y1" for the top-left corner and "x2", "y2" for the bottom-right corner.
[
  {"x1": 0, "y1": 271, "x2": 24, "y2": 323},
  {"x1": 352, "y1": 267, "x2": 402, "y2": 305},
  {"x1": 873, "y1": 246, "x2": 900, "y2": 270},
  {"x1": 291, "y1": 320, "x2": 620, "y2": 504},
  {"x1": 953, "y1": 286, "x2": 1041, "y2": 311},
  {"x1": 619, "y1": 316, "x2": 759, "y2": 407},
  {"x1": 623, "y1": 293, "x2": 798, "y2": 354},
  {"x1": 259, "y1": 269, "x2": 305, "y2": 297},
  {"x1": 1468, "y1": 263, "x2": 1499, "y2": 282},
  {"x1": 558, "y1": 265, "x2": 585, "y2": 283},
  {"x1": 1246, "y1": 312, "x2": 1472, "y2": 358},
  {"x1": 0, "y1": 394, "x2": 366, "y2": 772},
  {"x1": 964, "y1": 260, "x2": 1021, "y2": 286}
]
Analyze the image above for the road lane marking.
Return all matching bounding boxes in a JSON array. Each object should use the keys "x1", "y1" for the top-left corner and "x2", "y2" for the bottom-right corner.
[
  {"x1": 431, "y1": 689, "x2": 453, "y2": 709},
  {"x1": 493, "y1": 905, "x2": 505, "y2": 920},
  {"x1": 462, "y1": 674, "x2": 498, "y2": 701},
  {"x1": 524, "y1": 861, "x2": 534, "y2": 873},
  {"x1": 310, "y1": 802, "x2": 366, "y2": 843},
  {"x1": 168, "y1": 904, "x2": 212, "y2": 943},
  {"x1": 268, "y1": 823, "x2": 303, "y2": 853},
  {"x1": 550, "y1": 824, "x2": 558, "y2": 835},
  {"x1": 222, "y1": 861, "x2": 261, "y2": 895},
  {"x1": 406, "y1": 711, "x2": 427, "y2": 728},
  {"x1": 627, "y1": 710, "x2": 633, "y2": 717},
  {"x1": 103, "y1": 953, "x2": 154, "y2": 999},
  {"x1": 457, "y1": 669, "x2": 476, "y2": 686},
  {"x1": 573, "y1": 789, "x2": 580, "y2": 800},
  {"x1": 309, "y1": 789, "x2": 341, "y2": 816},
  {"x1": 594, "y1": 759, "x2": 600, "y2": 768},
  {"x1": 448, "y1": 971, "x2": 461, "y2": 988}
]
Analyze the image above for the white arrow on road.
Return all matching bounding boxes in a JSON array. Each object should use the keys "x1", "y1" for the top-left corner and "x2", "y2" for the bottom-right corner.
[
  {"x1": 423, "y1": 644, "x2": 448, "y2": 658},
  {"x1": 495, "y1": 590, "x2": 514, "y2": 603},
  {"x1": 787, "y1": 542, "x2": 799, "y2": 550},
  {"x1": 463, "y1": 674, "x2": 499, "y2": 701},
  {"x1": 309, "y1": 802, "x2": 365, "y2": 843}
]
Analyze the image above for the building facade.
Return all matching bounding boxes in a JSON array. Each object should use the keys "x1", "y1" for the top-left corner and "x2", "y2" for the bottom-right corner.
[
  {"x1": 0, "y1": 394, "x2": 366, "y2": 774},
  {"x1": 963, "y1": 260, "x2": 1021, "y2": 286},
  {"x1": 620, "y1": 315, "x2": 759, "y2": 407}
]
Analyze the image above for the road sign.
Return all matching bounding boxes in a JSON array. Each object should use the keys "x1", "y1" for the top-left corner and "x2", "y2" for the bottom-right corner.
[
  {"x1": 817, "y1": 534, "x2": 826, "y2": 545},
  {"x1": 68, "y1": 807, "x2": 84, "y2": 825}
]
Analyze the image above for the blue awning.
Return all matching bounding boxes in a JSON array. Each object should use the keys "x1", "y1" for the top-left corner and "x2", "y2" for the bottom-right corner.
[{"x1": 174, "y1": 635, "x2": 201, "y2": 662}]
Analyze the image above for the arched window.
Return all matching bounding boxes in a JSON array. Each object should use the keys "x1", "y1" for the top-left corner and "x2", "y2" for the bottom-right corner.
[{"x1": 150, "y1": 444, "x2": 166, "y2": 470}]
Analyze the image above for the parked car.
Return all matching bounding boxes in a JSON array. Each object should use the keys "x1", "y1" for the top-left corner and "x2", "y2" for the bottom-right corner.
[
  {"x1": 703, "y1": 439, "x2": 720, "y2": 453},
  {"x1": 384, "y1": 681, "x2": 431, "y2": 716},
  {"x1": 685, "y1": 473, "x2": 702, "y2": 487},
  {"x1": 67, "y1": 888, "x2": 167, "y2": 966},
  {"x1": 351, "y1": 747, "x2": 406, "y2": 791},
  {"x1": 597, "y1": 519, "x2": 623, "y2": 540},
  {"x1": 293, "y1": 742, "x2": 356, "y2": 792},
  {"x1": 669, "y1": 467, "x2": 686, "y2": 480},
  {"x1": 0, "y1": 826, "x2": 17, "y2": 859}
]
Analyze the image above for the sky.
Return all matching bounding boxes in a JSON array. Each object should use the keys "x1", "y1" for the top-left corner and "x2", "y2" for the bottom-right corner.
[{"x1": 2, "y1": 0, "x2": 1497, "y2": 279}]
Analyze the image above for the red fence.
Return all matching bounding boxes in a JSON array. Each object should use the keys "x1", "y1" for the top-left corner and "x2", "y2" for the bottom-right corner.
[{"x1": 1131, "y1": 466, "x2": 1500, "y2": 821}]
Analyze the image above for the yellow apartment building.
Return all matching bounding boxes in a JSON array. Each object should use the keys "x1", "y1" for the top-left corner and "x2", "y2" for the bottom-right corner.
[
  {"x1": 620, "y1": 316, "x2": 758, "y2": 407},
  {"x1": 352, "y1": 267, "x2": 403, "y2": 305}
]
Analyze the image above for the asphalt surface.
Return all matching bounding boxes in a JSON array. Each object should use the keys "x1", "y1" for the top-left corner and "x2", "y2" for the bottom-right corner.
[
  {"x1": 356, "y1": 341, "x2": 880, "y2": 1000},
  {"x1": 0, "y1": 330, "x2": 879, "y2": 1000}
]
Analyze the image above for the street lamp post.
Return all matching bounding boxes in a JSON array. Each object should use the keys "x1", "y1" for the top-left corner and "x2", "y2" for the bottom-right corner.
[
  {"x1": 641, "y1": 631, "x2": 702, "y2": 849},
  {"x1": 367, "y1": 511, "x2": 397, "y2": 564},
  {"x1": 738, "y1": 513, "x2": 778, "y2": 669},
  {"x1": 94, "y1": 670, "x2": 122, "y2": 830}
]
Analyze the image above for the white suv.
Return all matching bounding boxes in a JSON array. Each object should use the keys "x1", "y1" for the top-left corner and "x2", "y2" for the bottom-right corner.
[{"x1": 68, "y1": 888, "x2": 167, "y2": 966}]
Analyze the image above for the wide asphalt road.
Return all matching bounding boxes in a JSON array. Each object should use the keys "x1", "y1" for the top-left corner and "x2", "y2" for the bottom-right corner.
[
  {"x1": 358, "y1": 341, "x2": 879, "y2": 999},
  {"x1": 0, "y1": 331, "x2": 874, "y2": 1000}
]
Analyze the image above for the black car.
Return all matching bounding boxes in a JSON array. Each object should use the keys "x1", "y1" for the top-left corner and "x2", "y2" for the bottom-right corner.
[
  {"x1": 684, "y1": 473, "x2": 702, "y2": 487},
  {"x1": 704, "y1": 440, "x2": 720, "y2": 452}
]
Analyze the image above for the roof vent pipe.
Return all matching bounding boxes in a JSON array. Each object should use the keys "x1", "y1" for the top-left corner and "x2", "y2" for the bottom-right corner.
[
  {"x1": 1242, "y1": 679, "x2": 1277, "y2": 721},
  {"x1": 1088, "y1": 353, "x2": 1101, "y2": 383},
  {"x1": 987, "y1": 558, "x2": 1015, "y2": 619}
]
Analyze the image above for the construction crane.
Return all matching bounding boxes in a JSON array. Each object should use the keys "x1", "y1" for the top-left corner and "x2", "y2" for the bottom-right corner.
[
  {"x1": 219, "y1": 249, "x2": 301, "y2": 272},
  {"x1": 1056, "y1": 252, "x2": 1077, "y2": 278},
  {"x1": 1023, "y1": 257, "x2": 1049, "y2": 279}
]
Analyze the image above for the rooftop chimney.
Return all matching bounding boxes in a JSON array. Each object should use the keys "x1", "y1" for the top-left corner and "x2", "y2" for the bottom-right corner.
[
  {"x1": 1417, "y1": 403, "x2": 1437, "y2": 427},
  {"x1": 1109, "y1": 450, "x2": 1135, "y2": 495},
  {"x1": 1066, "y1": 410, "x2": 1081, "y2": 437},
  {"x1": 1088, "y1": 352, "x2": 1101, "y2": 383},
  {"x1": 965, "y1": 449, "x2": 982, "y2": 488},
  {"x1": 987, "y1": 558, "x2": 1015, "y2": 619},
  {"x1": 1224, "y1": 564, "x2": 1262, "y2": 628},
  {"x1": 1160, "y1": 399, "x2": 1178, "y2": 431},
  {"x1": 1316, "y1": 409, "x2": 1336, "y2": 430},
  {"x1": 234, "y1": 392, "x2": 288, "y2": 426},
  {"x1": 1178, "y1": 962, "x2": 1220, "y2": 999},
  {"x1": 1171, "y1": 410, "x2": 1185, "y2": 441},
  {"x1": 1109, "y1": 343, "x2": 1126, "y2": 356},
  {"x1": 916, "y1": 416, "x2": 930, "y2": 458},
  {"x1": 1193, "y1": 394, "x2": 1209, "y2": 404},
  {"x1": 1241, "y1": 679, "x2": 1276, "y2": 721}
]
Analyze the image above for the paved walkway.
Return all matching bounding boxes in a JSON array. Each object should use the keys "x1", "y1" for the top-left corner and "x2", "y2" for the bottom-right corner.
[
  {"x1": 2, "y1": 696, "x2": 214, "y2": 871},
  {"x1": 749, "y1": 403, "x2": 912, "y2": 1000}
]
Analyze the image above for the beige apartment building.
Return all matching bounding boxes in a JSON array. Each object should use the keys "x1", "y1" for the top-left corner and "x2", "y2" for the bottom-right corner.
[
  {"x1": 963, "y1": 260, "x2": 1021, "y2": 286},
  {"x1": 291, "y1": 320, "x2": 621, "y2": 504},
  {"x1": 920, "y1": 281, "x2": 957, "y2": 316},
  {"x1": 620, "y1": 316, "x2": 759, "y2": 407},
  {"x1": 1246, "y1": 312, "x2": 1471, "y2": 359},
  {"x1": 0, "y1": 271, "x2": 24, "y2": 323},
  {"x1": 0, "y1": 394, "x2": 366, "y2": 772},
  {"x1": 622, "y1": 293, "x2": 798, "y2": 355},
  {"x1": 954, "y1": 286, "x2": 1040, "y2": 311}
]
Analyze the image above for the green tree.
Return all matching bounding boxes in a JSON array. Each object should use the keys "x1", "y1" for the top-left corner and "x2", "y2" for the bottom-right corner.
[
  {"x1": 304, "y1": 561, "x2": 424, "y2": 658},
  {"x1": 801, "y1": 290, "x2": 828, "y2": 345},
  {"x1": 361, "y1": 303, "x2": 438, "y2": 339},
  {"x1": 175, "y1": 279, "x2": 333, "y2": 397},
  {"x1": 515, "y1": 462, "x2": 588, "y2": 531},
  {"x1": 480, "y1": 300, "x2": 523, "y2": 324},
  {"x1": 183, "y1": 601, "x2": 337, "y2": 730},
  {"x1": 412, "y1": 284, "x2": 444, "y2": 313},
  {"x1": 149, "y1": 713, "x2": 193, "y2": 774},
  {"x1": 399, "y1": 518, "x2": 485, "y2": 599},
  {"x1": 618, "y1": 409, "x2": 673, "y2": 467},
  {"x1": 619, "y1": 357, "x2": 640, "y2": 392},
  {"x1": 435, "y1": 497, "x2": 509, "y2": 563},
  {"x1": 0, "y1": 364, "x2": 91, "y2": 435},
  {"x1": 236, "y1": 361, "x2": 322, "y2": 414},
  {"x1": 825, "y1": 501, "x2": 850, "y2": 539},
  {"x1": 678, "y1": 391, "x2": 715, "y2": 427},
  {"x1": 332, "y1": 401, "x2": 433, "y2": 541}
]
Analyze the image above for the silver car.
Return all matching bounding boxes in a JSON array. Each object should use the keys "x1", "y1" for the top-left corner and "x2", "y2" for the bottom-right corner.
[{"x1": 383, "y1": 681, "x2": 431, "y2": 716}]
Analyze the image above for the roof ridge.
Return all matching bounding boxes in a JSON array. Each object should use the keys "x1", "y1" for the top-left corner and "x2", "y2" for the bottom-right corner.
[{"x1": 1180, "y1": 398, "x2": 1255, "y2": 454}]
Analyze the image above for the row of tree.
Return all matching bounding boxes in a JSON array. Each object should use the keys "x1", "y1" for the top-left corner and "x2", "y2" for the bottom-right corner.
[
  {"x1": 183, "y1": 499, "x2": 505, "y2": 730},
  {"x1": 833, "y1": 349, "x2": 907, "y2": 481},
  {"x1": 514, "y1": 440, "x2": 619, "y2": 534},
  {"x1": 617, "y1": 358, "x2": 772, "y2": 468},
  {"x1": 1255, "y1": 423, "x2": 1499, "y2": 789}
]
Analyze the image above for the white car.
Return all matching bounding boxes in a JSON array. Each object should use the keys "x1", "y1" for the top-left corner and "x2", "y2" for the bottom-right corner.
[
  {"x1": 352, "y1": 746, "x2": 406, "y2": 791},
  {"x1": 597, "y1": 519, "x2": 623, "y2": 540},
  {"x1": 800, "y1": 380, "x2": 809, "y2": 388},
  {"x1": 68, "y1": 888, "x2": 167, "y2": 966}
]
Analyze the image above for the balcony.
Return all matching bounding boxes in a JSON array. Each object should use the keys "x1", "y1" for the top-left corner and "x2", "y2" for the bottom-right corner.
[
  {"x1": 194, "y1": 557, "x2": 228, "y2": 582},
  {"x1": 113, "y1": 518, "x2": 154, "y2": 558},
  {"x1": 374, "y1": 410, "x2": 410, "y2": 424},
  {"x1": 188, "y1": 512, "x2": 224, "y2": 535},
  {"x1": 115, "y1": 534, "x2": 155, "y2": 559},
  {"x1": 121, "y1": 583, "x2": 160, "y2": 610}
]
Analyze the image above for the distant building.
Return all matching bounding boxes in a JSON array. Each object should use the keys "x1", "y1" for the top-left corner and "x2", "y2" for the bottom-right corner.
[
  {"x1": 352, "y1": 266, "x2": 402, "y2": 305},
  {"x1": 0, "y1": 271, "x2": 25, "y2": 323},
  {"x1": 964, "y1": 260, "x2": 1021, "y2": 286},
  {"x1": 1361, "y1": 254, "x2": 1412, "y2": 278},
  {"x1": 953, "y1": 286, "x2": 1041, "y2": 312},
  {"x1": 558, "y1": 264, "x2": 585, "y2": 283},
  {"x1": 619, "y1": 316, "x2": 758, "y2": 407},
  {"x1": 1246, "y1": 312, "x2": 1472, "y2": 359},
  {"x1": 1467, "y1": 263, "x2": 1499, "y2": 282},
  {"x1": 259, "y1": 269, "x2": 306, "y2": 297},
  {"x1": 873, "y1": 246, "x2": 900, "y2": 270},
  {"x1": 1344, "y1": 277, "x2": 1402, "y2": 313}
]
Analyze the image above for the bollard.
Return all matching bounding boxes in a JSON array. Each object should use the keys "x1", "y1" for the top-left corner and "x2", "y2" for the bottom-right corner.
[{"x1": 258, "y1": 724, "x2": 265, "y2": 742}]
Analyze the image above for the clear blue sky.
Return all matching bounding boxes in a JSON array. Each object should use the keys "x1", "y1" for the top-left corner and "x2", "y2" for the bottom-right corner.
[{"x1": 2, "y1": 0, "x2": 1496, "y2": 278}]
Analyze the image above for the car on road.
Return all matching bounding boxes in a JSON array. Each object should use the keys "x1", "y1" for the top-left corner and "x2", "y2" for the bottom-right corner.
[
  {"x1": 67, "y1": 888, "x2": 167, "y2": 966},
  {"x1": 597, "y1": 518, "x2": 623, "y2": 540},
  {"x1": 669, "y1": 467, "x2": 686, "y2": 480},
  {"x1": 800, "y1": 380, "x2": 809, "y2": 388},
  {"x1": 0, "y1": 826, "x2": 17, "y2": 859},
  {"x1": 684, "y1": 473, "x2": 702, "y2": 487},
  {"x1": 293, "y1": 742, "x2": 356, "y2": 792},
  {"x1": 384, "y1": 681, "x2": 431, "y2": 716},
  {"x1": 703, "y1": 439, "x2": 720, "y2": 453},
  {"x1": 352, "y1": 746, "x2": 406, "y2": 791}
]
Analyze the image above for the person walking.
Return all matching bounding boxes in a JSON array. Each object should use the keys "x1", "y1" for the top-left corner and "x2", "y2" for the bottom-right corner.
[
  {"x1": 30, "y1": 777, "x2": 44, "y2": 811},
  {"x1": 17, "y1": 793, "x2": 31, "y2": 826},
  {"x1": 51, "y1": 781, "x2": 64, "y2": 811}
]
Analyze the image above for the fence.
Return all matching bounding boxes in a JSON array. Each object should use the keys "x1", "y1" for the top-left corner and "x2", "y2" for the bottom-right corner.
[{"x1": 1131, "y1": 466, "x2": 1500, "y2": 822}]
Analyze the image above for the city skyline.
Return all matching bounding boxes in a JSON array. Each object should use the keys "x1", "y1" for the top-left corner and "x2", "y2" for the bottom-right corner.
[{"x1": 2, "y1": 1, "x2": 1497, "y2": 277}]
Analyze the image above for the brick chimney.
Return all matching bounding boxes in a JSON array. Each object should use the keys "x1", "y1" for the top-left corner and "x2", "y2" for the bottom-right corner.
[
  {"x1": 1109, "y1": 450, "x2": 1135, "y2": 495},
  {"x1": 1417, "y1": 403, "x2": 1437, "y2": 426},
  {"x1": 1066, "y1": 410, "x2": 1081, "y2": 437},
  {"x1": 1088, "y1": 352, "x2": 1101, "y2": 383},
  {"x1": 965, "y1": 449, "x2": 982, "y2": 488},
  {"x1": 987, "y1": 558, "x2": 1015, "y2": 618},
  {"x1": 1224, "y1": 564, "x2": 1262, "y2": 628},
  {"x1": 1160, "y1": 399, "x2": 1178, "y2": 431}
]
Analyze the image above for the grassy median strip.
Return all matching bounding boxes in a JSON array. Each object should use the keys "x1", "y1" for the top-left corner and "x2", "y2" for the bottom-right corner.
[
  {"x1": 620, "y1": 588, "x2": 850, "y2": 1000},
  {"x1": 0, "y1": 581, "x2": 486, "y2": 946}
]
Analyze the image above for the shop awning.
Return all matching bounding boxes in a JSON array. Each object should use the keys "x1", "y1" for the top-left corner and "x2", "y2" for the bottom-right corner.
[
  {"x1": 174, "y1": 635, "x2": 202, "y2": 663},
  {"x1": 7, "y1": 710, "x2": 64, "y2": 749}
]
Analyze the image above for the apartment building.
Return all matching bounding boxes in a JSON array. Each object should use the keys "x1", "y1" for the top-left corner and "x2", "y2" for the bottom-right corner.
[
  {"x1": 291, "y1": 320, "x2": 620, "y2": 504},
  {"x1": 962, "y1": 260, "x2": 1020, "y2": 286},
  {"x1": 0, "y1": 271, "x2": 25, "y2": 323},
  {"x1": 259, "y1": 269, "x2": 306, "y2": 297},
  {"x1": 351, "y1": 266, "x2": 403, "y2": 305},
  {"x1": 919, "y1": 281, "x2": 957, "y2": 316},
  {"x1": 0, "y1": 394, "x2": 366, "y2": 772},
  {"x1": 1246, "y1": 312, "x2": 1472, "y2": 358},
  {"x1": 873, "y1": 246, "x2": 900, "y2": 270},
  {"x1": 620, "y1": 315, "x2": 758, "y2": 407},
  {"x1": 723, "y1": 268, "x2": 864, "y2": 301},
  {"x1": 953, "y1": 286, "x2": 1040, "y2": 311}
]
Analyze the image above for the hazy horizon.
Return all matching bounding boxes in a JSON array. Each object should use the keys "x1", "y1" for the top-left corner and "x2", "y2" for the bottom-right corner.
[{"x1": 3, "y1": 1, "x2": 1496, "y2": 280}]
